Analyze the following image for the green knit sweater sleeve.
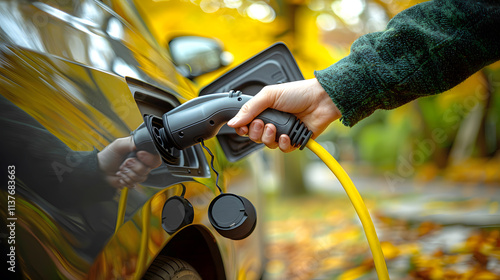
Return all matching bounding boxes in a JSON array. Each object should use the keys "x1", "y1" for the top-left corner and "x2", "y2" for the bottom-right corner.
[{"x1": 314, "y1": 0, "x2": 500, "y2": 127}]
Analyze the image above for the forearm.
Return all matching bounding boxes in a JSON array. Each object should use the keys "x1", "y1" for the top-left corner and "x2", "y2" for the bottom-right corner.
[
  {"x1": 315, "y1": 0, "x2": 500, "y2": 126},
  {"x1": 0, "y1": 95, "x2": 116, "y2": 210}
]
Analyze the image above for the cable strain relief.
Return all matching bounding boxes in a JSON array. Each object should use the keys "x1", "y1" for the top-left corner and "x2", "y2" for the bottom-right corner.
[{"x1": 289, "y1": 119, "x2": 313, "y2": 150}]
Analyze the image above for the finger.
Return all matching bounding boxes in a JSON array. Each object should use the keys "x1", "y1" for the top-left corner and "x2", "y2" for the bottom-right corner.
[
  {"x1": 113, "y1": 136, "x2": 135, "y2": 155},
  {"x1": 117, "y1": 172, "x2": 141, "y2": 188},
  {"x1": 117, "y1": 168, "x2": 147, "y2": 183},
  {"x1": 107, "y1": 176, "x2": 136, "y2": 189},
  {"x1": 135, "y1": 151, "x2": 162, "y2": 169},
  {"x1": 120, "y1": 157, "x2": 150, "y2": 176},
  {"x1": 247, "y1": 119, "x2": 264, "y2": 143},
  {"x1": 119, "y1": 178, "x2": 137, "y2": 189},
  {"x1": 234, "y1": 126, "x2": 248, "y2": 136},
  {"x1": 261, "y1": 124, "x2": 279, "y2": 149},
  {"x1": 227, "y1": 88, "x2": 273, "y2": 128},
  {"x1": 278, "y1": 135, "x2": 295, "y2": 153},
  {"x1": 119, "y1": 157, "x2": 138, "y2": 172}
]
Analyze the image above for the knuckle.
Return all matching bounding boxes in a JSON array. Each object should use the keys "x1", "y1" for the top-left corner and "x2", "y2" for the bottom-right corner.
[
  {"x1": 240, "y1": 103, "x2": 252, "y2": 114},
  {"x1": 129, "y1": 174, "x2": 139, "y2": 181},
  {"x1": 262, "y1": 135, "x2": 276, "y2": 146},
  {"x1": 123, "y1": 178, "x2": 131, "y2": 184}
]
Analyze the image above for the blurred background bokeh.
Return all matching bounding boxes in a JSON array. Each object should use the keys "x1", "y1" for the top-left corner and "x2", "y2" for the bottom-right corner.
[{"x1": 128, "y1": 0, "x2": 500, "y2": 278}]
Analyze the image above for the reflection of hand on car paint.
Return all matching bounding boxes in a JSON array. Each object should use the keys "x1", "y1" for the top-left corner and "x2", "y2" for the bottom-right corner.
[
  {"x1": 97, "y1": 136, "x2": 162, "y2": 189},
  {"x1": 1, "y1": 94, "x2": 162, "y2": 209}
]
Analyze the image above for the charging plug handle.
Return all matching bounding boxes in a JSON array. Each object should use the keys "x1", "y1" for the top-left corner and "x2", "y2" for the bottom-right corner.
[{"x1": 163, "y1": 91, "x2": 312, "y2": 150}]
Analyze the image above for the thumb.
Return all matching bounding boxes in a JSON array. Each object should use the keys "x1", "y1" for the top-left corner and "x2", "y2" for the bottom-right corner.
[
  {"x1": 136, "y1": 150, "x2": 162, "y2": 169},
  {"x1": 227, "y1": 91, "x2": 272, "y2": 127}
]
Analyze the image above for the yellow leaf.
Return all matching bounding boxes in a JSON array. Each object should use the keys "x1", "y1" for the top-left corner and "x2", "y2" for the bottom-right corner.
[
  {"x1": 338, "y1": 266, "x2": 370, "y2": 280},
  {"x1": 380, "y1": 241, "x2": 400, "y2": 260}
]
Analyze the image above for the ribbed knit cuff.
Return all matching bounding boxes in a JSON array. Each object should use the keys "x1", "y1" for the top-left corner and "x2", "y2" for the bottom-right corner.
[{"x1": 314, "y1": 59, "x2": 386, "y2": 127}]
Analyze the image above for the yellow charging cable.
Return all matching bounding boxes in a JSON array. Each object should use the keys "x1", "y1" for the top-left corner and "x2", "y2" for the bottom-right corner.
[{"x1": 306, "y1": 139, "x2": 390, "y2": 279}]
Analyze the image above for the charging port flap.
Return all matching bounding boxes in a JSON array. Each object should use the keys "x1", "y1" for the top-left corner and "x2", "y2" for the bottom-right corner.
[
  {"x1": 199, "y1": 42, "x2": 304, "y2": 162},
  {"x1": 127, "y1": 78, "x2": 211, "y2": 185}
]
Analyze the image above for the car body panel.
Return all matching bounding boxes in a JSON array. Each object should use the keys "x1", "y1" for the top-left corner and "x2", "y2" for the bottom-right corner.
[{"x1": 0, "y1": 1, "x2": 251, "y2": 279}]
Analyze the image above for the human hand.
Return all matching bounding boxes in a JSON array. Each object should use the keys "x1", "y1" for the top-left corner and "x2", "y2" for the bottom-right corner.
[
  {"x1": 227, "y1": 78, "x2": 341, "y2": 152},
  {"x1": 97, "y1": 136, "x2": 162, "y2": 189}
]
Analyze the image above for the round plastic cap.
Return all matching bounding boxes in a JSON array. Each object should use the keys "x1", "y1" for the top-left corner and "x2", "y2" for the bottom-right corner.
[
  {"x1": 161, "y1": 196, "x2": 194, "y2": 234},
  {"x1": 208, "y1": 193, "x2": 257, "y2": 240}
]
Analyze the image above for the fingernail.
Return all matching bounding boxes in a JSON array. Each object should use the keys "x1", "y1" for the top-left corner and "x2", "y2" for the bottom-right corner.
[
  {"x1": 265, "y1": 126, "x2": 273, "y2": 137},
  {"x1": 253, "y1": 121, "x2": 263, "y2": 130},
  {"x1": 228, "y1": 117, "x2": 237, "y2": 126}
]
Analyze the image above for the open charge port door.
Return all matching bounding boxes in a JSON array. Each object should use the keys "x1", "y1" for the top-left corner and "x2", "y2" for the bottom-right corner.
[{"x1": 127, "y1": 78, "x2": 210, "y2": 186}]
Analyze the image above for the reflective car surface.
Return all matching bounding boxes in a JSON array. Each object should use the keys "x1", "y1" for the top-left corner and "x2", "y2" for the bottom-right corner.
[{"x1": 0, "y1": 0, "x2": 270, "y2": 279}]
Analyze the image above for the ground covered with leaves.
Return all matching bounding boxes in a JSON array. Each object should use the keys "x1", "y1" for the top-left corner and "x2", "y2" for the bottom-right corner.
[{"x1": 262, "y1": 179, "x2": 500, "y2": 280}]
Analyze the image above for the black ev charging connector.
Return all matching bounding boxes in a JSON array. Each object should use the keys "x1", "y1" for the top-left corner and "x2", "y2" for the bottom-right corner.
[
  {"x1": 132, "y1": 90, "x2": 312, "y2": 165},
  {"x1": 149, "y1": 90, "x2": 311, "y2": 154}
]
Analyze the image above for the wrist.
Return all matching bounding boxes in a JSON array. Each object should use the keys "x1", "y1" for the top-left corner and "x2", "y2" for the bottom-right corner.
[{"x1": 312, "y1": 78, "x2": 342, "y2": 120}]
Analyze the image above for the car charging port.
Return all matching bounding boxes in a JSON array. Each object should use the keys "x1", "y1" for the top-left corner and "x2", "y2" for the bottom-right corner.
[
  {"x1": 127, "y1": 77, "x2": 210, "y2": 181},
  {"x1": 142, "y1": 114, "x2": 180, "y2": 165}
]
